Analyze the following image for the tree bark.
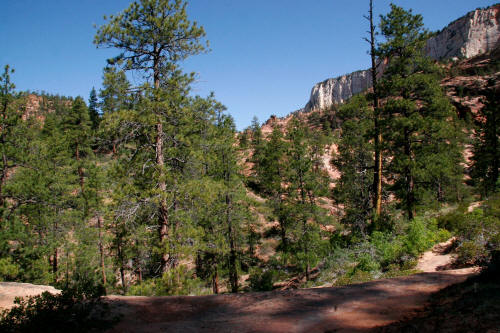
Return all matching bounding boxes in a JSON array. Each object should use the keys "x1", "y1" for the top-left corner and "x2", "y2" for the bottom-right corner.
[
  {"x1": 212, "y1": 264, "x2": 219, "y2": 294},
  {"x1": 97, "y1": 215, "x2": 107, "y2": 285},
  {"x1": 368, "y1": 0, "x2": 383, "y2": 219},
  {"x1": 154, "y1": 54, "x2": 170, "y2": 273},
  {"x1": 404, "y1": 128, "x2": 415, "y2": 220},
  {"x1": 53, "y1": 248, "x2": 58, "y2": 274},
  {"x1": 76, "y1": 142, "x2": 84, "y2": 190},
  {"x1": 227, "y1": 193, "x2": 238, "y2": 293}
]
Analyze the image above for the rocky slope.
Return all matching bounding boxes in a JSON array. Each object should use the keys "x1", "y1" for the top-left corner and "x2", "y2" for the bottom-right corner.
[{"x1": 304, "y1": 4, "x2": 500, "y2": 112}]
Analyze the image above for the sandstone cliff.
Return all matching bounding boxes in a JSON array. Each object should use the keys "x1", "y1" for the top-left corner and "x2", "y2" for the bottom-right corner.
[{"x1": 304, "y1": 4, "x2": 500, "y2": 112}]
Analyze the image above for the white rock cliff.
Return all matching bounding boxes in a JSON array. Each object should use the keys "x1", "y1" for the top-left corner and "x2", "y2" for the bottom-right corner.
[{"x1": 304, "y1": 4, "x2": 500, "y2": 112}]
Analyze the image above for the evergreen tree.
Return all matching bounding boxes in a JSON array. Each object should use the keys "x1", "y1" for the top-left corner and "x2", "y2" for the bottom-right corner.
[
  {"x1": 95, "y1": 0, "x2": 207, "y2": 273},
  {"x1": 99, "y1": 67, "x2": 130, "y2": 115},
  {"x1": 259, "y1": 127, "x2": 289, "y2": 249},
  {"x1": 333, "y1": 95, "x2": 374, "y2": 235},
  {"x1": 88, "y1": 88, "x2": 100, "y2": 130},
  {"x1": 0, "y1": 65, "x2": 23, "y2": 210},
  {"x1": 378, "y1": 4, "x2": 463, "y2": 219},
  {"x1": 365, "y1": 0, "x2": 383, "y2": 219},
  {"x1": 470, "y1": 83, "x2": 500, "y2": 197},
  {"x1": 285, "y1": 118, "x2": 330, "y2": 280}
]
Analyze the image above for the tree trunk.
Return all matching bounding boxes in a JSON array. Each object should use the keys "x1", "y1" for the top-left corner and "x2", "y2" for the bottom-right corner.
[
  {"x1": 154, "y1": 55, "x2": 170, "y2": 274},
  {"x1": 226, "y1": 193, "x2": 238, "y2": 293},
  {"x1": 298, "y1": 172, "x2": 310, "y2": 281},
  {"x1": 404, "y1": 128, "x2": 415, "y2": 220},
  {"x1": 76, "y1": 143, "x2": 84, "y2": 190},
  {"x1": 0, "y1": 96, "x2": 9, "y2": 208},
  {"x1": 278, "y1": 195, "x2": 287, "y2": 252},
  {"x1": 53, "y1": 248, "x2": 58, "y2": 274},
  {"x1": 97, "y1": 215, "x2": 107, "y2": 285},
  {"x1": 368, "y1": 0, "x2": 383, "y2": 219},
  {"x1": 117, "y1": 240, "x2": 126, "y2": 291},
  {"x1": 212, "y1": 265, "x2": 219, "y2": 294}
]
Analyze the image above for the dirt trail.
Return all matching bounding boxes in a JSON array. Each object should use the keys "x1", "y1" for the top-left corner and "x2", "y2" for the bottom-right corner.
[
  {"x1": 0, "y1": 282, "x2": 60, "y2": 310},
  {"x1": 105, "y1": 268, "x2": 476, "y2": 333},
  {"x1": 416, "y1": 238, "x2": 457, "y2": 272}
]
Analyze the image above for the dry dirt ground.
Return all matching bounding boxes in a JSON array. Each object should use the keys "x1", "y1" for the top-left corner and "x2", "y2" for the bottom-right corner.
[
  {"x1": 0, "y1": 240, "x2": 478, "y2": 332},
  {"x1": 104, "y1": 240, "x2": 478, "y2": 333},
  {"x1": 105, "y1": 269, "x2": 476, "y2": 333},
  {"x1": 416, "y1": 238, "x2": 457, "y2": 272},
  {"x1": 0, "y1": 282, "x2": 59, "y2": 310}
]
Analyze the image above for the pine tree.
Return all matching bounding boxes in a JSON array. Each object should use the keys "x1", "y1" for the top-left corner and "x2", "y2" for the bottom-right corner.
[
  {"x1": 378, "y1": 4, "x2": 463, "y2": 219},
  {"x1": 285, "y1": 118, "x2": 330, "y2": 280},
  {"x1": 62, "y1": 97, "x2": 92, "y2": 198},
  {"x1": 99, "y1": 67, "x2": 130, "y2": 115},
  {"x1": 333, "y1": 95, "x2": 374, "y2": 235},
  {"x1": 259, "y1": 126, "x2": 289, "y2": 250},
  {"x1": 95, "y1": 0, "x2": 207, "y2": 273},
  {"x1": 88, "y1": 88, "x2": 100, "y2": 130},
  {"x1": 0, "y1": 65, "x2": 23, "y2": 210},
  {"x1": 365, "y1": 0, "x2": 383, "y2": 219},
  {"x1": 470, "y1": 84, "x2": 500, "y2": 197}
]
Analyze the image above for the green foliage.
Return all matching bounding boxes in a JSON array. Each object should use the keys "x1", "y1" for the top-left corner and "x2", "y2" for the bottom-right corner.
[
  {"x1": 453, "y1": 200, "x2": 500, "y2": 266},
  {"x1": 128, "y1": 265, "x2": 210, "y2": 296},
  {"x1": 88, "y1": 87, "x2": 100, "y2": 130},
  {"x1": 378, "y1": 4, "x2": 464, "y2": 218},
  {"x1": 470, "y1": 84, "x2": 500, "y2": 197},
  {"x1": 333, "y1": 95, "x2": 374, "y2": 235},
  {"x1": 0, "y1": 258, "x2": 20, "y2": 281},
  {"x1": 249, "y1": 267, "x2": 277, "y2": 291}
]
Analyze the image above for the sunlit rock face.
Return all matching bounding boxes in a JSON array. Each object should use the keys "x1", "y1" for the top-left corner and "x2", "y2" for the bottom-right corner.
[
  {"x1": 304, "y1": 4, "x2": 500, "y2": 113},
  {"x1": 426, "y1": 4, "x2": 500, "y2": 59},
  {"x1": 304, "y1": 70, "x2": 371, "y2": 112}
]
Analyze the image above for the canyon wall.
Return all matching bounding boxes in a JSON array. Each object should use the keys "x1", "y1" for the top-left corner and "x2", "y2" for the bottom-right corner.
[{"x1": 304, "y1": 4, "x2": 500, "y2": 112}]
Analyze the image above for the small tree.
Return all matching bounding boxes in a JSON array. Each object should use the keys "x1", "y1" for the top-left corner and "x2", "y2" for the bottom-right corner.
[
  {"x1": 88, "y1": 88, "x2": 100, "y2": 130},
  {"x1": 333, "y1": 95, "x2": 374, "y2": 235}
]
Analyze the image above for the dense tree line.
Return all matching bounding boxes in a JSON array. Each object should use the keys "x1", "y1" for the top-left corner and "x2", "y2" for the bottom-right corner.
[{"x1": 0, "y1": 1, "x2": 498, "y2": 296}]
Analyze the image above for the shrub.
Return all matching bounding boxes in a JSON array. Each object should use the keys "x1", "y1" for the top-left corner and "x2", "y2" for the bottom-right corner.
[
  {"x1": 128, "y1": 266, "x2": 210, "y2": 296},
  {"x1": 371, "y1": 231, "x2": 404, "y2": 268},
  {"x1": 249, "y1": 267, "x2": 277, "y2": 291},
  {"x1": 334, "y1": 270, "x2": 373, "y2": 286},
  {"x1": 0, "y1": 258, "x2": 20, "y2": 281},
  {"x1": 403, "y1": 218, "x2": 435, "y2": 257}
]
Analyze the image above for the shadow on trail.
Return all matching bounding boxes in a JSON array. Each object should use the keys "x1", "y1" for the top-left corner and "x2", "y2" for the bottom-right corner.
[{"x1": 105, "y1": 270, "x2": 475, "y2": 333}]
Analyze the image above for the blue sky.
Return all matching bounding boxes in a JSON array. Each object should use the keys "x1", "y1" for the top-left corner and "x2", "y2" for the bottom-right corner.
[{"x1": 0, "y1": 0, "x2": 497, "y2": 129}]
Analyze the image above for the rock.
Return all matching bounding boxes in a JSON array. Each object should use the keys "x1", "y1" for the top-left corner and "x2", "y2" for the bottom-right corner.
[
  {"x1": 0, "y1": 282, "x2": 60, "y2": 309},
  {"x1": 304, "y1": 4, "x2": 500, "y2": 113},
  {"x1": 426, "y1": 5, "x2": 500, "y2": 60},
  {"x1": 305, "y1": 70, "x2": 371, "y2": 112}
]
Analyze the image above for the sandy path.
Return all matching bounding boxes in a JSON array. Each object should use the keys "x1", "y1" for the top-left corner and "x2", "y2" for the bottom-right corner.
[
  {"x1": 416, "y1": 238, "x2": 456, "y2": 272},
  {"x1": 0, "y1": 282, "x2": 60, "y2": 310},
  {"x1": 105, "y1": 268, "x2": 476, "y2": 333}
]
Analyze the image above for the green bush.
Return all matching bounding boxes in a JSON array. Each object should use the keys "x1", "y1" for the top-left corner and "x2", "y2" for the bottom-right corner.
[
  {"x1": 456, "y1": 241, "x2": 489, "y2": 266},
  {"x1": 442, "y1": 196, "x2": 500, "y2": 266},
  {"x1": 0, "y1": 258, "x2": 20, "y2": 281},
  {"x1": 334, "y1": 270, "x2": 373, "y2": 286},
  {"x1": 249, "y1": 267, "x2": 277, "y2": 291},
  {"x1": 355, "y1": 253, "x2": 380, "y2": 272},
  {"x1": 128, "y1": 265, "x2": 210, "y2": 296},
  {"x1": 403, "y1": 218, "x2": 436, "y2": 257},
  {"x1": 371, "y1": 231, "x2": 404, "y2": 268}
]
